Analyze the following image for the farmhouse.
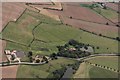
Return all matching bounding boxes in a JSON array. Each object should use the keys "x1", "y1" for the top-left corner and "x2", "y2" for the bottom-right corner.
[
  {"x1": 69, "y1": 48, "x2": 76, "y2": 51},
  {"x1": 4, "y1": 50, "x2": 21, "y2": 63}
]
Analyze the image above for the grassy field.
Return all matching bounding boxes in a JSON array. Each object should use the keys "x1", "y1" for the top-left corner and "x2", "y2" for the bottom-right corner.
[
  {"x1": 74, "y1": 62, "x2": 92, "y2": 78},
  {"x1": 1, "y1": 8, "x2": 119, "y2": 55},
  {"x1": 88, "y1": 56, "x2": 118, "y2": 70},
  {"x1": 17, "y1": 58, "x2": 77, "y2": 78},
  {"x1": 1, "y1": 11, "x2": 40, "y2": 46},
  {"x1": 25, "y1": 9, "x2": 61, "y2": 25},
  {"x1": 34, "y1": 23, "x2": 118, "y2": 54},
  {"x1": 93, "y1": 7, "x2": 118, "y2": 21},
  {"x1": 74, "y1": 62, "x2": 118, "y2": 78},
  {"x1": 89, "y1": 66, "x2": 118, "y2": 78},
  {"x1": 31, "y1": 40, "x2": 66, "y2": 55},
  {"x1": 5, "y1": 42, "x2": 29, "y2": 52},
  {"x1": 80, "y1": 4, "x2": 118, "y2": 22}
]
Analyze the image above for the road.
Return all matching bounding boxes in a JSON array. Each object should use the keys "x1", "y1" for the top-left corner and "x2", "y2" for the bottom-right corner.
[{"x1": 0, "y1": 53, "x2": 118, "y2": 66}]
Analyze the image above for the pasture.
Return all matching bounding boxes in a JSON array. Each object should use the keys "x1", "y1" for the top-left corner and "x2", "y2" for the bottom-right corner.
[
  {"x1": 1, "y1": 11, "x2": 40, "y2": 46},
  {"x1": 89, "y1": 66, "x2": 118, "y2": 78},
  {"x1": 88, "y1": 56, "x2": 118, "y2": 70},
  {"x1": 80, "y1": 3, "x2": 118, "y2": 23},
  {"x1": 1, "y1": 8, "x2": 119, "y2": 56},
  {"x1": 74, "y1": 61, "x2": 118, "y2": 78},
  {"x1": 17, "y1": 58, "x2": 77, "y2": 78},
  {"x1": 93, "y1": 7, "x2": 118, "y2": 23}
]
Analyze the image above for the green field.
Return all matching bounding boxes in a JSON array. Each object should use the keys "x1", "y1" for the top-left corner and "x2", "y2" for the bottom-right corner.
[
  {"x1": 1, "y1": 4, "x2": 119, "y2": 79},
  {"x1": 17, "y1": 58, "x2": 77, "y2": 78},
  {"x1": 88, "y1": 56, "x2": 118, "y2": 70},
  {"x1": 89, "y1": 66, "x2": 118, "y2": 78},
  {"x1": 93, "y1": 7, "x2": 118, "y2": 21},
  {"x1": 1, "y1": 8, "x2": 119, "y2": 55},
  {"x1": 5, "y1": 41, "x2": 29, "y2": 52},
  {"x1": 74, "y1": 62, "x2": 118, "y2": 78},
  {"x1": 80, "y1": 3, "x2": 118, "y2": 22}
]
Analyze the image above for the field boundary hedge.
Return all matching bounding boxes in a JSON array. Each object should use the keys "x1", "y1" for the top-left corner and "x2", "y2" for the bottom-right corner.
[
  {"x1": 85, "y1": 61, "x2": 120, "y2": 73},
  {"x1": 1, "y1": 8, "x2": 27, "y2": 33}
]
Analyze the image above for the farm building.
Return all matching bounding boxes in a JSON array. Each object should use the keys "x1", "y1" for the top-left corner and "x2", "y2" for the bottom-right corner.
[{"x1": 4, "y1": 50, "x2": 24, "y2": 63}]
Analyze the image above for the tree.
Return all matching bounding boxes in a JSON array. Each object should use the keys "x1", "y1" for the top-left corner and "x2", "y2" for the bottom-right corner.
[
  {"x1": 116, "y1": 37, "x2": 120, "y2": 41},
  {"x1": 50, "y1": 53, "x2": 57, "y2": 60},
  {"x1": 28, "y1": 51, "x2": 33, "y2": 57},
  {"x1": 64, "y1": 43, "x2": 69, "y2": 48},
  {"x1": 96, "y1": 46, "x2": 99, "y2": 49},
  {"x1": 36, "y1": 59, "x2": 40, "y2": 63},
  {"x1": 99, "y1": 34, "x2": 102, "y2": 36},
  {"x1": 68, "y1": 39, "x2": 79, "y2": 46},
  {"x1": 56, "y1": 46, "x2": 64, "y2": 51},
  {"x1": 84, "y1": 46, "x2": 88, "y2": 50},
  {"x1": 69, "y1": 16, "x2": 72, "y2": 19},
  {"x1": 106, "y1": 22, "x2": 109, "y2": 25},
  {"x1": 29, "y1": 56, "x2": 33, "y2": 62},
  {"x1": 43, "y1": 56, "x2": 48, "y2": 63}
]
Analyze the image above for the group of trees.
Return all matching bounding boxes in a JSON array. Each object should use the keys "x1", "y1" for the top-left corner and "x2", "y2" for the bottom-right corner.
[
  {"x1": 52, "y1": 67, "x2": 66, "y2": 79},
  {"x1": 50, "y1": 53, "x2": 58, "y2": 60},
  {"x1": 56, "y1": 39, "x2": 91, "y2": 58},
  {"x1": 27, "y1": 51, "x2": 33, "y2": 62},
  {"x1": 35, "y1": 56, "x2": 49, "y2": 63}
]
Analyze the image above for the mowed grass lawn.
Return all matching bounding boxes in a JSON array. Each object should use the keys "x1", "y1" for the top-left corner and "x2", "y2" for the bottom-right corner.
[
  {"x1": 88, "y1": 56, "x2": 118, "y2": 70},
  {"x1": 17, "y1": 58, "x2": 77, "y2": 78}
]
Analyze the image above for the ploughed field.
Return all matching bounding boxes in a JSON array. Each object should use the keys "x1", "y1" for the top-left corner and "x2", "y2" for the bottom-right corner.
[{"x1": 2, "y1": 3, "x2": 26, "y2": 32}]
